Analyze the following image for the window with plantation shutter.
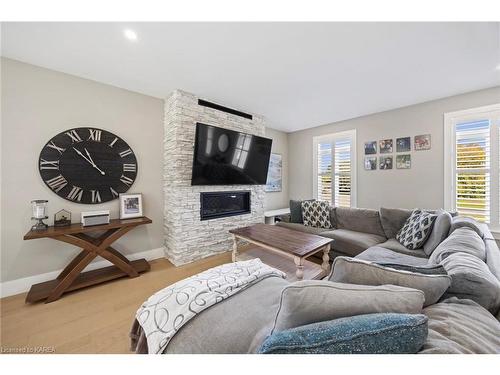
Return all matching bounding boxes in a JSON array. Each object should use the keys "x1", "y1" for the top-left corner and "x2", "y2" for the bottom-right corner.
[
  {"x1": 454, "y1": 120, "x2": 490, "y2": 222},
  {"x1": 445, "y1": 104, "x2": 500, "y2": 230},
  {"x1": 313, "y1": 130, "x2": 356, "y2": 207}
]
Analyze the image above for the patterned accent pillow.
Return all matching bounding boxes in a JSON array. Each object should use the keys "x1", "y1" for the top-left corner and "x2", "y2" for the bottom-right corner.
[
  {"x1": 396, "y1": 209, "x2": 437, "y2": 249},
  {"x1": 301, "y1": 200, "x2": 332, "y2": 229},
  {"x1": 258, "y1": 313, "x2": 428, "y2": 354}
]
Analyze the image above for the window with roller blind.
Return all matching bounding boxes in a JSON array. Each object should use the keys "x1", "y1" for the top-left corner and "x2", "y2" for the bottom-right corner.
[
  {"x1": 444, "y1": 104, "x2": 500, "y2": 229},
  {"x1": 313, "y1": 130, "x2": 357, "y2": 207}
]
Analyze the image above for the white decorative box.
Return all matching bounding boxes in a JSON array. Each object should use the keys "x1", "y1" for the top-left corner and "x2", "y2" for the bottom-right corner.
[{"x1": 81, "y1": 210, "x2": 110, "y2": 227}]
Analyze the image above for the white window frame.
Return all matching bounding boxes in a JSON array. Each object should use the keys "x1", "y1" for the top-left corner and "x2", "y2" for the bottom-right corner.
[
  {"x1": 312, "y1": 129, "x2": 357, "y2": 207},
  {"x1": 444, "y1": 103, "x2": 500, "y2": 232}
]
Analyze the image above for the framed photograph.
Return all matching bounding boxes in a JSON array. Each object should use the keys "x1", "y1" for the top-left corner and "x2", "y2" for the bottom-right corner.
[
  {"x1": 119, "y1": 193, "x2": 143, "y2": 219},
  {"x1": 379, "y1": 139, "x2": 393, "y2": 153},
  {"x1": 364, "y1": 156, "x2": 377, "y2": 170},
  {"x1": 379, "y1": 156, "x2": 393, "y2": 170},
  {"x1": 415, "y1": 134, "x2": 431, "y2": 151},
  {"x1": 364, "y1": 141, "x2": 377, "y2": 155},
  {"x1": 396, "y1": 154, "x2": 411, "y2": 169},
  {"x1": 265, "y1": 153, "x2": 282, "y2": 192},
  {"x1": 396, "y1": 137, "x2": 411, "y2": 152}
]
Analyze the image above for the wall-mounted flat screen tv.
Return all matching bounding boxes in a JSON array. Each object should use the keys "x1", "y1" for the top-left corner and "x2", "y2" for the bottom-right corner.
[{"x1": 191, "y1": 123, "x2": 273, "y2": 185}]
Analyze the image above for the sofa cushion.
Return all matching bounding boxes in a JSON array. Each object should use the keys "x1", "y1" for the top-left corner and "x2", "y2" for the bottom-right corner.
[
  {"x1": 301, "y1": 200, "x2": 332, "y2": 229},
  {"x1": 320, "y1": 229, "x2": 386, "y2": 257},
  {"x1": 275, "y1": 221, "x2": 327, "y2": 236},
  {"x1": 330, "y1": 257, "x2": 451, "y2": 306},
  {"x1": 396, "y1": 209, "x2": 437, "y2": 250},
  {"x1": 165, "y1": 277, "x2": 288, "y2": 354},
  {"x1": 423, "y1": 209, "x2": 452, "y2": 256},
  {"x1": 421, "y1": 297, "x2": 500, "y2": 354},
  {"x1": 356, "y1": 246, "x2": 429, "y2": 266},
  {"x1": 334, "y1": 207, "x2": 386, "y2": 237},
  {"x1": 449, "y1": 216, "x2": 485, "y2": 238},
  {"x1": 438, "y1": 251, "x2": 500, "y2": 313},
  {"x1": 378, "y1": 239, "x2": 428, "y2": 258},
  {"x1": 289, "y1": 199, "x2": 314, "y2": 224},
  {"x1": 485, "y1": 238, "x2": 500, "y2": 281},
  {"x1": 270, "y1": 280, "x2": 424, "y2": 333},
  {"x1": 379, "y1": 207, "x2": 412, "y2": 239},
  {"x1": 258, "y1": 313, "x2": 428, "y2": 354},
  {"x1": 429, "y1": 227, "x2": 486, "y2": 264}
]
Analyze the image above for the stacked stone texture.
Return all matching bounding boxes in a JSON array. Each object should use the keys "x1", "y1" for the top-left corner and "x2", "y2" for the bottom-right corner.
[{"x1": 164, "y1": 90, "x2": 266, "y2": 265}]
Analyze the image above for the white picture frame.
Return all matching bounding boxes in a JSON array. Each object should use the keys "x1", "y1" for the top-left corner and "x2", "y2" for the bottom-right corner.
[{"x1": 119, "y1": 193, "x2": 143, "y2": 219}]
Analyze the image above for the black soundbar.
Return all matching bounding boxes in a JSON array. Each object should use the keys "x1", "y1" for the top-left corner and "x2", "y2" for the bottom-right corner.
[{"x1": 198, "y1": 99, "x2": 253, "y2": 120}]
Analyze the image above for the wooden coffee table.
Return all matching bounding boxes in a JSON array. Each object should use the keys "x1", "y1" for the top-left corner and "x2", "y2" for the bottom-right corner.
[{"x1": 229, "y1": 223, "x2": 333, "y2": 281}]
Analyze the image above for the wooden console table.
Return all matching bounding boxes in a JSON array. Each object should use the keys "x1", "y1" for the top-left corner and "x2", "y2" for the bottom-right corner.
[{"x1": 23, "y1": 217, "x2": 152, "y2": 303}]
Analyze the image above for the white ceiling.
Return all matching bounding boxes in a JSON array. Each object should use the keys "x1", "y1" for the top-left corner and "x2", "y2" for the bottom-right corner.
[{"x1": 2, "y1": 22, "x2": 499, "y2": 132}]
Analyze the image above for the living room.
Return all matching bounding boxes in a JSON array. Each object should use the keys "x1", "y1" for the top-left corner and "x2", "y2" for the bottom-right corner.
[{"x1": 1, "y1": 1, "x2": 500, "y2": 372}]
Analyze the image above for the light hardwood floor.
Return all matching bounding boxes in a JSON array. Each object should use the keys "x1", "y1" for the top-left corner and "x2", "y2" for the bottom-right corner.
[{"x1": 0, "y1": 253, "x2": 231, "y2": 354}]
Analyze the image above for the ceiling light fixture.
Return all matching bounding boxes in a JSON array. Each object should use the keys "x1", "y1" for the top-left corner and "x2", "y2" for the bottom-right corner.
[{"x1": 123, "y1": 29, "x2": 138, "y2": 42}]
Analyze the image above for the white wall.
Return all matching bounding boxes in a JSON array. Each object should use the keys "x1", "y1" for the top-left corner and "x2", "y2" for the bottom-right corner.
[
  {"x1": 264, "y1": 127, "x2": 289, "y2": 210},
  {"x1": 1, "y1": 58, "x2": 165, "y2": 282},
  {"x1": 288, "y1": 86, "x2": 500, "y2": 210}
]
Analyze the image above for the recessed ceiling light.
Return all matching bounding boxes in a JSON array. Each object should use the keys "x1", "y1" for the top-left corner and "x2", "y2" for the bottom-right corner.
[{"x1": 123, "y1": 29, "x2": 138, "y2": 42}]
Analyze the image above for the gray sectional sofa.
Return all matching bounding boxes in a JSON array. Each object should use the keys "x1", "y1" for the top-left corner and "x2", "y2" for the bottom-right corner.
[{"x1": 131, "y1": 206, "x2": 500, "y2": 353}]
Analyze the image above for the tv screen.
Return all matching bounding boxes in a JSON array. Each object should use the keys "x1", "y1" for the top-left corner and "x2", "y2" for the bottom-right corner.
[{"x1": 191, "y1": 123, "x2": 273, "y2": 185}]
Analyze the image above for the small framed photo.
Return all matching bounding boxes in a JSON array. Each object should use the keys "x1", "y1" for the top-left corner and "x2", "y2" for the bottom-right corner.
[
  {"x1": 396, "y1": 154, "x2": 411, "y2": 169},
  {"x1": 119, "y1": 193, "x2": 143, "y2": 219},
  {"x1": 379, "y1": 156, "x2": 393, "y2": 170},
  {"x1": 364, "y1": 156, "x2": 377, "y2": 170},
  {"x1": 415, "y1": 134, "x2": 431, "y2": 151},
  {"x1": 396, "y1": 137, "x2": 411, "y2": 152},
  {"x1": 379, "y1": 139, "x2": 393, "y2": 154},
  {"x1": 364, "y1": 141, "x2": 377, "y2": 155}
]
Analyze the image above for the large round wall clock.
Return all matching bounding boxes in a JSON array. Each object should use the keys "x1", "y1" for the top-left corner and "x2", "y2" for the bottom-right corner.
[{"x1": 38, "y1": 127, "x2": 138, "y2": 204}]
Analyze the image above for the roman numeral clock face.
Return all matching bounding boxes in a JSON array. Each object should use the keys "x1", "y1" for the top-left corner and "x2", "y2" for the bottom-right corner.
[{"x1": 39, "y1": 128, "x2": 138, "y2": 204}]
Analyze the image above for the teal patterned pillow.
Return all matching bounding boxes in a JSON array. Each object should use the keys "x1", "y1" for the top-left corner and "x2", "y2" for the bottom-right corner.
[{"x1": 258, "y1": 313, "x2": 428, "y2": 354}]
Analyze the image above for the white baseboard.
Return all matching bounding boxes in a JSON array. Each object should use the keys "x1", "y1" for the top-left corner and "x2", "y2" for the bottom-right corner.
[{"x1": 0, "y1": 247, "x2": 166, "y2": 299}]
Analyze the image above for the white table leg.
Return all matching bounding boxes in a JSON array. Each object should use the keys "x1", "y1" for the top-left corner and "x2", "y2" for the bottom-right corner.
[
  {"x1": 321, "y1": 244, "x2": 331, "y2": 275},
  {"x1": 294, "y1": 256, "x2": 304, "y2": 280},
  {"x1": 231, "y1": 234, "x2": 238, "y2": 262}
]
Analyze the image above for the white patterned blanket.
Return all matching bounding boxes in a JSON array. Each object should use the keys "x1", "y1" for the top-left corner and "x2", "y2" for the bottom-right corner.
[{"x1": 135, "y1": 258, "x2": 286, "y2": 354}]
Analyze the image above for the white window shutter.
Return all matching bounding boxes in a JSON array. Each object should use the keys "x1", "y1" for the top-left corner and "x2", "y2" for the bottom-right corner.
[
  {"x1": 317, "y1": 142, "x2": 332, "y2": 204},
  {"x1": 334, "y1": 139, "x2": 352, "y2": 207},
  {"x1": 455, "y1": 120, "x2": 490, "y2": 223}
]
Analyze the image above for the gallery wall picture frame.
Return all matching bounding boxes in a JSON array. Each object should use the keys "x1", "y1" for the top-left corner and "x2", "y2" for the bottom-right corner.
[
  {"x1": 364, "y1": 141, "x2": 377, "y2": 155},
  {"x1": 379, "y1": 139, "x2": 393, "y2": 153},
  {"x1": 364, "y1": 156, "x2": 377, "y2": 170},
  {"x1": 265, "y1": 153, "x2": 282, "y2": 192},
  {"x1": 119, "y1": 193, "x2": 143, "y2": 219},
  {"x1": 396, "y1": 154, "x2": 411, "y2": 169},
  {"x1": 415, "y1": 134, "x2": 431, "y2": 151},
  {"x1": 379, "y1": 156, "x2": 393, "y2": 170},
  {"x1": 396, "y1": 137, "x2": 411, "y2": 152}
]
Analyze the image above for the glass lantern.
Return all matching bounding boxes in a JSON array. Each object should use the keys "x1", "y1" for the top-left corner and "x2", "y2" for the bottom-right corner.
[{"x1": 31, "y1": 199, "x2": 48, "y2": 231}]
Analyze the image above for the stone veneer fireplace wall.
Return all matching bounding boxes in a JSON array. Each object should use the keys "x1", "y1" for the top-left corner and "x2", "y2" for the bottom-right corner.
[{"x1": 163, "y1": 90, "x2": 266, "y2": 266}]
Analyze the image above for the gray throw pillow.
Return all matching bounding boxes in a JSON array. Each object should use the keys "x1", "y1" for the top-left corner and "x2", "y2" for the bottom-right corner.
[
  {"x1": 330, "y1": 257, "x2": 451, "y2": 306},
  {"x1": 301, "y1": 200, "x2": 332, "y2": 229},
  {"x1": 270, "y1": 280, "x2": 424, "y2": 333},
  {"x1": 289, "y1": 199, "x2": 314, "y2": 223},
  {"x1": 379, "y1": 207, "x2": 412, "y2": 239},
  {"x1": 423, "y1": 209, "x2": 452, "y2": 256},
  {"x1": 396, "y1": 209, "x2": 437, "y2": 249}
]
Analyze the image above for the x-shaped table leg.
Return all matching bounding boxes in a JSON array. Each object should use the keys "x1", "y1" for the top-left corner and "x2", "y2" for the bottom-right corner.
[{"x1": 45, "y1": 226, "x2": 139, "y2": 303}]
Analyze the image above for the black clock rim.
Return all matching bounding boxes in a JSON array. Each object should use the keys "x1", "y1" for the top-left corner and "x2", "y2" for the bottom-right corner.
[{"x1": 38, "y1": 126, "x2": 138, "y2": 204}]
